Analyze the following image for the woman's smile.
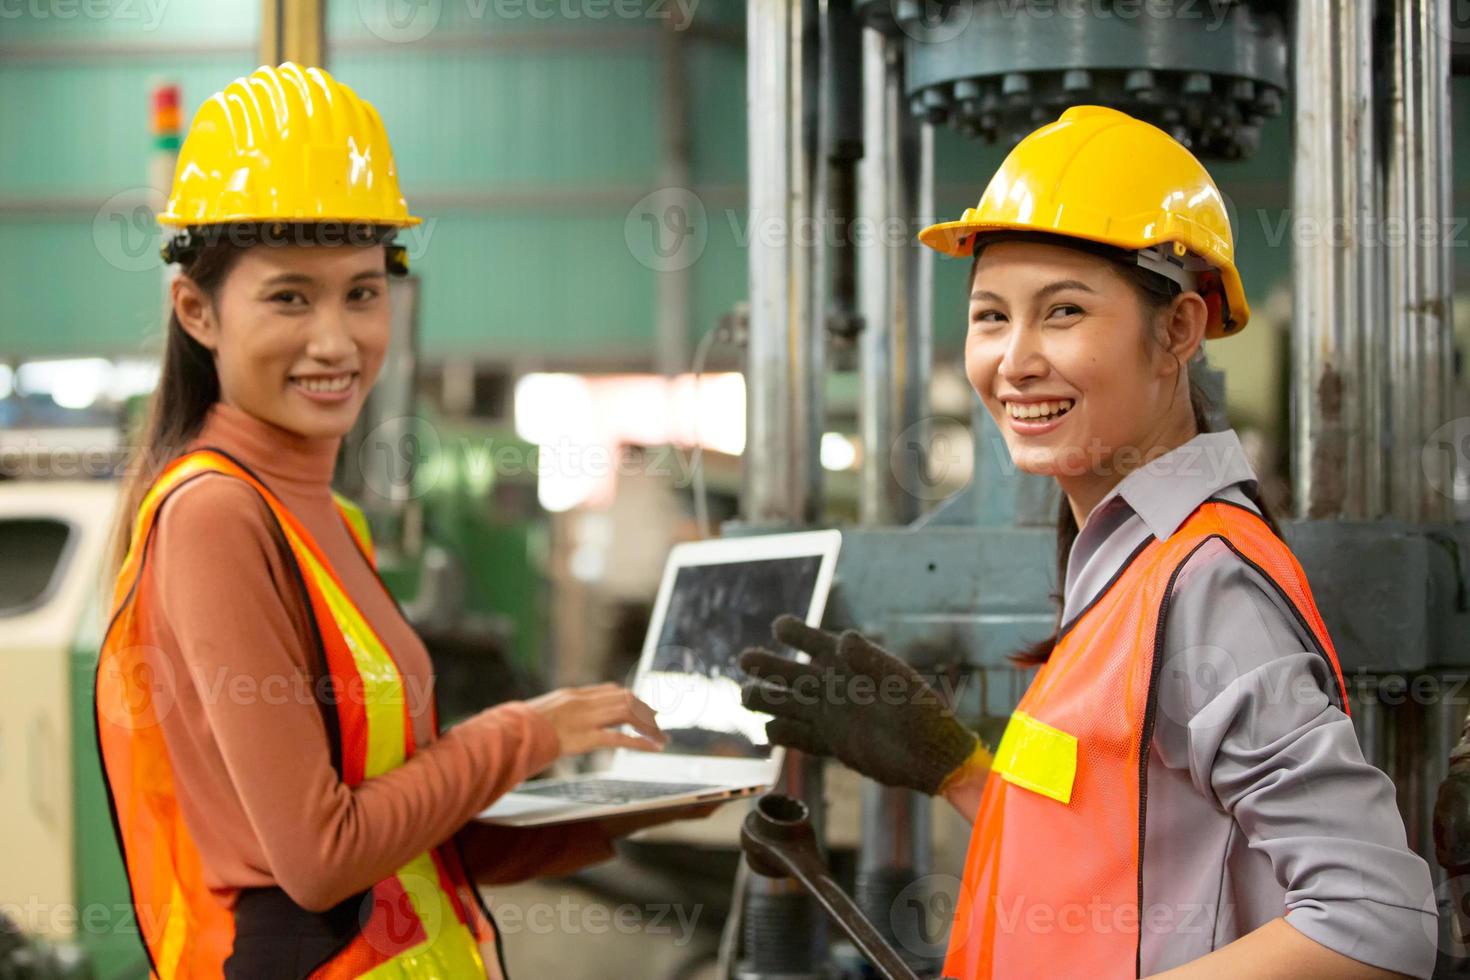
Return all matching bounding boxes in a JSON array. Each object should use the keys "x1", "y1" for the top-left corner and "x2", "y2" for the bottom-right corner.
[
  {"x1": 288, "y1": 370, "x2": 359, "y2": 404},
  {"x1": 1002, "y1": 396, "x2": 1077, "y2": 435}
]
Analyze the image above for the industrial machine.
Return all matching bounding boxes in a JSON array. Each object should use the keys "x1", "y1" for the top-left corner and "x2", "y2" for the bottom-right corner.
[
  {"x1": 0, "y1": 478, "x2": 134, "y2": 978},
  {"x1": 729, "y1": 0, "x2": 1468, "y2": 976}
]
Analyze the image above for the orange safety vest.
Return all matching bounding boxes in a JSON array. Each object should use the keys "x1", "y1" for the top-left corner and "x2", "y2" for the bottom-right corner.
[
  {"x1": 96, "y1": 448, "x2": 500, "y2": 978},
  {"x1": 942, "y1": 499, "x2": 1350, "y2": 979}
]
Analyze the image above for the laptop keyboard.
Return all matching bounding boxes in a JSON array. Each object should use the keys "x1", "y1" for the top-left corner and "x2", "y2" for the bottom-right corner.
[{"x1": 515, "y1": 778, "x2": 714, "y2": 805}]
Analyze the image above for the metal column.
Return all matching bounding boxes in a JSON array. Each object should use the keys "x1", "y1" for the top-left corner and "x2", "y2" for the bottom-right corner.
[
  {"x1": 858, "y1": 29, "x2": 931, "y2": 528},
  {"x1": 743, "y1": 0, "x2": 822, "y2": 528},
  {"x1": 260, "y1": 0, "x2": 324, "y2": 66},
  {"x1": 1385, "y1": 0, "x2": 1456, "y2": 523},
  {"x1": 740, "y1": 0, "x2": 827, "y2": 974},
  {"x1": 1290, "y1": 0, "x2": 1380, "y2": 519},
  {"x1": 853, "y1": 26, "x2": 936, "y2": 974}
]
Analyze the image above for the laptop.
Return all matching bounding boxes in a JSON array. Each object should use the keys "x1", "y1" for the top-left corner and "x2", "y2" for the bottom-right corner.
[{"x1": 477, "y1": 528, "x2": 842, "y2": 827}]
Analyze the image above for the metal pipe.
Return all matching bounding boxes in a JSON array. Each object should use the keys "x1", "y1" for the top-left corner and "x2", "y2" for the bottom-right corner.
[
  {"x1": 858, "y1": 30, "x2": 929, "y2": 526},
  {"x1": 740, "y1": 0, "x2": 827, "y2": 973},
  {"x1": 260, "y1": 0, "x2": 324, "y2": 67},
  {"x1": 853, "y1": 28, "x2": 935, "y2": 973},
  {"x1": 743, "y1": 0, "x2": 820, "y2": 526},
  {"x1": 857, "y1": 781, "x2": 933, "y2": 972},
  {"x1": 1290, "y1": 0, "x2": 1379, "y2": 520},
  {"x1": 1385, "y1": 0, "x2": 1455, "y2": 523}
]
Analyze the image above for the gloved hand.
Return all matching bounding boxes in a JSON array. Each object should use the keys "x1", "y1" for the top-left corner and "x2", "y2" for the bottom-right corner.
[{"x1": 739, "y1": 614, "x2": 989, "y2": 797}]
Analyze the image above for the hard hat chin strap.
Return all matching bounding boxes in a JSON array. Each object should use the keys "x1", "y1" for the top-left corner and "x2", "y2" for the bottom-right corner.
[{"x1": 1133, "y1": 243, "x2": 1212, "y2": 297}]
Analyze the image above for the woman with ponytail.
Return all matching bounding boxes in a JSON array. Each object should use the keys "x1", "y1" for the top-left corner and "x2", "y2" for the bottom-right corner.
[{"x1": 97, "y1": 64, "x2": 698, "y2": 979}]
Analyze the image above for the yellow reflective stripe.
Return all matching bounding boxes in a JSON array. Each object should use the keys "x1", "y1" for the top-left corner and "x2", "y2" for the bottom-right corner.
[
  {"x1": 332, "y1": 491, "x2": 374, "y2": 560},
  {"x1": 356, "y1": 853, "x2": 486, "y2": 978},
  {"x1": 285, "y1": 525, "x2": 408, "y2": 779},
  {"x1": 156, "y1": 880, "x2": 187, "y2": 979},
  {"x1": 134, "y1": 454, "x2": 222, "y2": 551},
  {"x1": 991, "y1": 709, "x2": 1078, "y2": 805}
]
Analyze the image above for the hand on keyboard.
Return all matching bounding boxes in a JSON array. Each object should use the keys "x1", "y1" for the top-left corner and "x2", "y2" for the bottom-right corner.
[{"x1": 526, "y1": 683, "x2": 668, "y2": 758}]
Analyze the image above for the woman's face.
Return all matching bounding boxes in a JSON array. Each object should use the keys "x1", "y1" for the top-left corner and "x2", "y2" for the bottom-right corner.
[
  {"x1": 177, "y1": 243, "x2": 390, "y2": 440},
  {"x1": 964, "y1": 240, "x2": 1198, "y2": 507}
]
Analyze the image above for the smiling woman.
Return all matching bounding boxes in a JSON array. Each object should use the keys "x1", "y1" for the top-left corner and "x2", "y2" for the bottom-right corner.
[
  {"x1": 94, "y1": 63, "x2": 688, "y2": 980},
  {"x1": 744, "y1": 106, "x2": 1437, "y2": 980}
]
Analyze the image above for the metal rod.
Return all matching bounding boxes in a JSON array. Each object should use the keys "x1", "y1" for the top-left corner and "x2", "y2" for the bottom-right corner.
[
  {"x1": 858, "y1": 30, "x2": 928, "y2": 526},
  {"x1": 743, "y1": 0, "x2": 820, "y2": 526},
  {"x1": 1290, "y1": 0, "x2": 1379, "y2": 519},
  {"x1": 1385, "y1": 0, "x2": 1456, "y2": 522},
  {"x1": 852, "y1": 28, "x2": 934, "y2": 972}
]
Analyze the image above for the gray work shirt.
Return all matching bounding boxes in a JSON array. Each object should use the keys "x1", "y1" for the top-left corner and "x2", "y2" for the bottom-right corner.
[{"x1": 1061, "y1": 429, "x2": 1438, "y2": 977}]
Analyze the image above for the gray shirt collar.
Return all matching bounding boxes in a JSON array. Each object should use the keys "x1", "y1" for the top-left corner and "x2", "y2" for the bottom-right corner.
[
  {"x1": 1061, "y1": 429, "x2": 1260, "y2": 620},
  {"x1": 1082, "y1": 429, "x2": 1259, "y2": 541}
]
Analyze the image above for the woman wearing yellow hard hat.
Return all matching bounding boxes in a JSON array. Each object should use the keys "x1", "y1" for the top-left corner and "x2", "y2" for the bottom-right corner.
[
  {"x1": 97, "y1": 63, "x2": 702, "y2": 979},
  {"x1": 742, "y1": 106, "x2": 1436, "y2": 978}
]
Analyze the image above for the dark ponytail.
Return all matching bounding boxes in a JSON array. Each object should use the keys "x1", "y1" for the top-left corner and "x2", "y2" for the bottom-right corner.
[{"x1": 104, "y1": 239, "x2": 245, "y2": 582}]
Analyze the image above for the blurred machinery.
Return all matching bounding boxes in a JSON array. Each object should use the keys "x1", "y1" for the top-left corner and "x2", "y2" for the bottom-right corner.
[
  {"x1": 733, "y1": 0, "x2": 1467, "y2": 977},
  {"x1": 0, "y1": 480, "x2": 131, "y2": 978}
]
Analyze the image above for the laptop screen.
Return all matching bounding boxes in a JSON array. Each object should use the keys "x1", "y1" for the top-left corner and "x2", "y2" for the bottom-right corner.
[{"x1": 635, "y1": 554, "x2": 825, "y2": 760}]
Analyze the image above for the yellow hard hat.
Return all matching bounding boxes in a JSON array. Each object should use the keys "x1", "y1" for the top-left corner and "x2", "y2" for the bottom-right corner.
[
  {"x1": 158, "y1": 62, "x2": 419, "y2": 229},
  {"x1": 918, "y1": 105, "x2": 1248, "y2": 337}
]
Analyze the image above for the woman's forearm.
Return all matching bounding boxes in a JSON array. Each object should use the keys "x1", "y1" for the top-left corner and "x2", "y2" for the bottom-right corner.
[{"x1": 1145, "y1": 917, "x2": 1413, "y2": 980}]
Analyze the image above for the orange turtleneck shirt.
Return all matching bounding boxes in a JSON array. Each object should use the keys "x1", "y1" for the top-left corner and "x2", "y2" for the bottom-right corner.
[{"x1": 136, "y1": 400, "x2": 614, "y2": 919}]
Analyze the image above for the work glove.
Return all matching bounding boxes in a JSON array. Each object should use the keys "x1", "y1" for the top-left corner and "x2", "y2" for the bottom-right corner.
[{"x1": 739, "y1": 615, "x2": 989, "y2": 797}]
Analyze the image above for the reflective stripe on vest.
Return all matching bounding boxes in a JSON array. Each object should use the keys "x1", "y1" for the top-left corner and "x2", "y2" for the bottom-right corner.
[
  {"x1": 96, "y1": 448, "x2": 495, "y2": 978},
  {"x1": 941, "y1": 499, "x2": 1350, "y2": 980}
]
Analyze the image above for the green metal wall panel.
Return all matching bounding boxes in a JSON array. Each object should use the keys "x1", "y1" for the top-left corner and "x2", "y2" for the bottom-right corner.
[
  {"x1": 0, "y1": 58, "x2": 255, "y2": 194},
  {"x1": 0, "y1": 218, "x2": 164, "y2": 358},
  {"x1": 401, "y1": 211, "x2": 656, "y2": 356},
  {"x1": 328, "y1": 48, "x2": 663, "y2": 186}
]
